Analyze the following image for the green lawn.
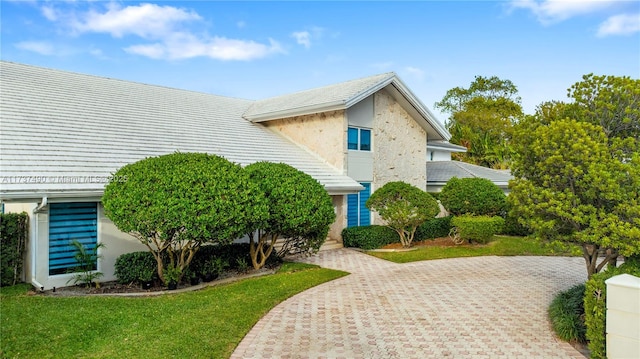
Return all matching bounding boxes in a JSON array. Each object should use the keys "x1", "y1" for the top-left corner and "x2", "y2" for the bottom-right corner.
[
  {"x1": 0, "y1": 262, "x2": 348, "y2": 359},
  {"x1": 367, "y1": 235, "x2": 581, "y2": 263}
]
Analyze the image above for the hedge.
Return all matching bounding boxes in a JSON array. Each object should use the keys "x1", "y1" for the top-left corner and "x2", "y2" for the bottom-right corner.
[
  {"x1": 415, "y1": 216, "x2": 452, "y2": 241},
  {"x1": 1, "y1": 212, "x2": 28, "y2": 287},
  {"x1": 451, "y1": 215, "x2": 505, "y2": 244},
  {"x1": 342, "y1": 225, "x2": 399, "y2": 250},
  {"x1": 584, "y1": 259, "x2": 640, "y2": 359}
]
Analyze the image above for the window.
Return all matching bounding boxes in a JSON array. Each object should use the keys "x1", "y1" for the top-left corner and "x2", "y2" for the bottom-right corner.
[
  {"x1": 347, "y1": 183, "x2": 371, "y2": 227},
  {"x1": 49, "y1": 202, "x2": 98, "y2": 275},
  {"x1": 348, "y1": 127, "x2": 371, "y2": 151}
]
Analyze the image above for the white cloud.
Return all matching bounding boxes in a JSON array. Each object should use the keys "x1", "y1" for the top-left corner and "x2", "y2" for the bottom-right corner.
[
  {"x1": 125, "y1": 33, "x2": 284, "y2": 61},
  {"x1": 509, "y1": 0, "x2": 618, "y2": 24},
  {"x1": 291, "y1": 31, "x2": 311, "y2": 48},
  {"x1": 291, "y1": 27, "x2": 326, "y2": 48},
  {"x1": 72, "y1": 3, "x2": 201, "y2": 39},
  {"x1": 597, "y1": 13, "x2": 640, "y2": 37},
  {"x1": 37, "y1": 3, "x2": 285, "y2": 61},
  {"x1": 15, "y1": 41, "x2": 55, "y2": 55},
  {"x1": 404, "y1": 66, "x2": 425, "y2": 80}
]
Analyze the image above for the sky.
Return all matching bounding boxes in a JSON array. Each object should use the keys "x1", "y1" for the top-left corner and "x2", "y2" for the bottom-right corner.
[{"x1": 2, "y1": 1, "x2": 639, "y2": 125}]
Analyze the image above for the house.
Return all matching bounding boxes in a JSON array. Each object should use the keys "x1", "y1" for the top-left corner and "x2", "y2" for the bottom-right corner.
[{"x1": 0, "y1": 61, "x2": 451, "y2": 290}]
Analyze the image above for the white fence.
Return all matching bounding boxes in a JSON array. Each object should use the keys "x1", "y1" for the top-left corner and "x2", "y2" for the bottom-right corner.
[{"x1": 606, "y1": 274, "x2": 640, "y2": 359}]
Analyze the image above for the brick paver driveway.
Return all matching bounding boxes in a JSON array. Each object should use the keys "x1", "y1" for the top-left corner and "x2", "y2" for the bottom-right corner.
[{"x1": 232, "y1": 249, "x2": 587, "y2": 359}]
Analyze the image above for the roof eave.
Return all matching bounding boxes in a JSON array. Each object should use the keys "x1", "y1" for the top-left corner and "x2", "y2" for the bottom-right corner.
[
  {"x1": 244, "y1": 100, "x2": 346, "y2": 123},
  {"x1": 1, "y1": 190, "x2": 104, "y2": 202}
]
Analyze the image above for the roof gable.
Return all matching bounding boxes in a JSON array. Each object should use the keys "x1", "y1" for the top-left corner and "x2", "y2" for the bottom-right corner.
[{"x1": 243, "y1": 73, "x2": 450, "y2": 141}]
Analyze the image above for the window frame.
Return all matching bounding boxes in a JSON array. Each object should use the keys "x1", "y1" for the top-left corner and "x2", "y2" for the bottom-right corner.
[{"x1": 347, "y1": 126, "x2": 372, "y2": 152}]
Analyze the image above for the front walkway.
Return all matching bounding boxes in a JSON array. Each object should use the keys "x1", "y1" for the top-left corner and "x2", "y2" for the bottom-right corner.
[{"x1": 232, "y1": 249, "x2": 587, "y2": 359}]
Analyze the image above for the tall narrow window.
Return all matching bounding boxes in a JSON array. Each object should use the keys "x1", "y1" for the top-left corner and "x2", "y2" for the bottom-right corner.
[
  {"x1": 347, "y1": 183, "x2": 371, "y2": 227},
  {"x1": 49, "y1": 202, "x2": 98, "y2": 275},
  {"x1": 347, "y1": 127, "x2": 372, "y2": 151}
]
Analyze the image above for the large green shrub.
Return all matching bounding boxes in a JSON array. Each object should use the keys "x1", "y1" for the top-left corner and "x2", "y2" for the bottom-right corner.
[
  {"x1": 245, "y1": 162, "x2": 335, "y2": 269},
  {"x1": 341, "y1": 225, "x2": 400, "y2": 250},
  {"x1": 415, "y1": 216, "x2": 453, "y2": 241},
  {"x1": 451, "y1": 215, "x2": 505, "y2": 244},
  {"x1": 0, "y1": 213, "x2": 28, "y2": 287},
  {"x1": 103, "y1": 152, "x2": 268, "y2": 284},
  {"x1": 366, "y1": 181, "x2": 439, "y2": 248},
  {"x1": 549, "y1": 283, "x2": 586, "y2": 343},
  {"x1": 114, "y1": 251, "x2": 158, "y2": 284},
  {"x1": 439, "y1": 177, "x2": 507, "y2": 216},
  {"x1": 584, "y1": 261, "x2": 640, "y2": 359}
]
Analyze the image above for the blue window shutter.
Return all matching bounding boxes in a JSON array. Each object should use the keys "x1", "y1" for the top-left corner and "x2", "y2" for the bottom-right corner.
[
  {"x1": 347, "y1": 194, "x2": 359, "y2": 227},
  {"x1": 49, "y1": 202, "x2": 98, "y2": 275},
  {"x1": 348, "y1": 127, "x2": 359, "y2": 150},
  {"x1": 359, "y1": 183, "x2": 371, "y2": 226},
  {"x1": 360, "y1": 129, "x2": 371, "y2": 151}
]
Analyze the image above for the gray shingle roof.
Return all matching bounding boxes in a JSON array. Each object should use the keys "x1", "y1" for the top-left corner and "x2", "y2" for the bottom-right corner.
[
  {"x1": 243, "y1": 72, "x2": 451, "y2": 141},
  {"x1": 426, "y1": 161, "x2": 513, "y2": 186},
  {"x1": 0, "y1": 61, "x2": 363, "y2": 199},
  {"x1": 244, "y1": 73, "x2": 395, "y2": 121}
]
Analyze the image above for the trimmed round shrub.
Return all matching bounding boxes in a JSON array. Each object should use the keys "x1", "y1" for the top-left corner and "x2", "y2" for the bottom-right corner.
[
  {"x1": 439, "y1": 177, "x2": 507, "y2": 216},
  {"x1": 549, "y1": 283, "x2": 586, "y2": 343},
  {"x1": 415, "y1": 216, "x2": 453, "y2": 241},
  {"x1": 366, "y1": 181, "x2": 439, "y2": 248},
  {"x1": 452, "y1": 215, "x2": 505, "y2": 244},
  {"x1": 114, "y1": 251, "x2": 158, "y2": 284},
  {"x1": 341, "y1": 225, "x2": 399, "y2": 250}
]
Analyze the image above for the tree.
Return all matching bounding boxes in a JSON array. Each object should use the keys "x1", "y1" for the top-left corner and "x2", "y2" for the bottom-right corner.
[
  {"x1": 509, "y1": 119, "x2": 640, "y2": 278},
  {"x1": 102, "y1": 152, "x2": 267, "y2": 284},
  {"x1": 434, "y1": 75, "x2": 523, "y2": 169},
  {"x1": 439, "y1": 177, "x2": 506, "y2": 216},
  {"x1": 244, "y1": 162, "x2": 335, "y2": 269},
  {"x1": 366, "y1": 182, "x2": 439, "y2": 248},
  {"x1": 568, "y1": 73, "x2": 640, "y2": 140}
]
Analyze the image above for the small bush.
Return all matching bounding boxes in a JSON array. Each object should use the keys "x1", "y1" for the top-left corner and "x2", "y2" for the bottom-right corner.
[
  {"x1": 500, "y1": 202, "x2": 533, "y2": 236},
  {"x1": 439, "y1": 177, "x2": 507, "y2": 216},
  {"x1": 415, "y1": 216, "x2": 452, "y2": 241},
  {"x1": 549, "y1": 283, "x2": 586, "y2": 343},
  {"x1": 0, "y1": 213, "x2": 29, "y2": 287},
  {"x1": 585, "y1": 260, "x2": 640, "y2": 359},
  {"x1": 451, "y1": 215, "x2": 505, "y2": 244},
  {"x1": 193, "y1": 243, "x2": 281, "y2": 274},
  {"x1": 114, "y1": 251, "x2": 158, "y2": 284},
  {"x1": 342, "y1": 226, "x2": 400, "y2": 250}
]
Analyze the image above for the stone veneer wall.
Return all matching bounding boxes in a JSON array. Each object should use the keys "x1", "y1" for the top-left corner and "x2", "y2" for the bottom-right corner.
[
  {"x1": 372, "y1": 90, "x2": 427, "y2": 189},
  {"x1": 263, "y1": 110, "x2": 346, "y2": 171}
]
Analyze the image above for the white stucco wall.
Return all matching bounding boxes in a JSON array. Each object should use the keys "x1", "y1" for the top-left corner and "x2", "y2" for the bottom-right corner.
[{"x1": 28, "y1": 202, "x2": 147, "y2": 290}]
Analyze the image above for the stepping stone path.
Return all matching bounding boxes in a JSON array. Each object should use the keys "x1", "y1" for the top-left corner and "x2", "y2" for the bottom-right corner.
[{"x1": 232, "y1": 249, "x2": 587, "y2": 359}]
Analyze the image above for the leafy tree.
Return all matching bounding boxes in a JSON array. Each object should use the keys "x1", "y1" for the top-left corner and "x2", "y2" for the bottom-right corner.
[
  {"x1": 439, "y1": 177, "x2": 506, "y2": 216},
  {"x1": 509, "y1": 119, "x2": 640, "y2": 278},
  {"x1": 568, "y1": 73, "x2": 640, "y2": 140},
  {"x1": 244, "y1": 162, "x2": 335, "y2": 269},
  {"x1": 434, "y1": 75, "x2": 523, "y2": 168},
  {"x1": 366, "y1": 181, "x2": 439, "y2": 248},
  {"x1": 103, "y1": 152, "x2": 267, "y2": 284}
]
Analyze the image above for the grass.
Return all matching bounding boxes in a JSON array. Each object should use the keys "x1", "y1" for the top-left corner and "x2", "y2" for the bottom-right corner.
[
  {"x1": 0, "y1": 262, "x2": 348, "y2": 359},
  {"x1": 367, "y1": 235, "x2": 581, "y2": 263}
]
